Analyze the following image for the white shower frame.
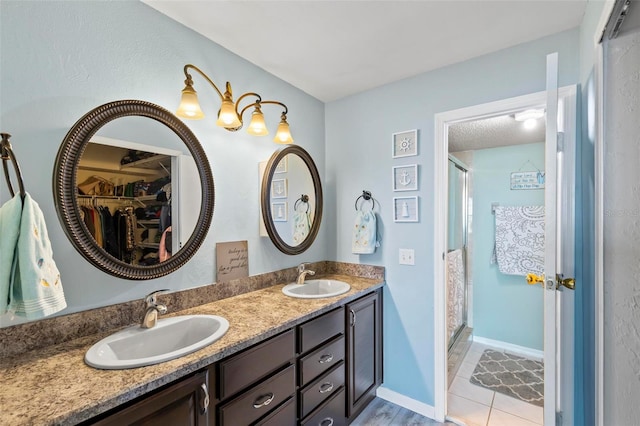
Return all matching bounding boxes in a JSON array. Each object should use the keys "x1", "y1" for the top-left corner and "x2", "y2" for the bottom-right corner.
[{"x1": 433, "y1": 86, "x2": 577, "y2": 422}]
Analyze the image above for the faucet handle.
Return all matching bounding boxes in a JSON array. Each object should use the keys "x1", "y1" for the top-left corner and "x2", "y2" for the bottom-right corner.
[
  {"x1": 298, "y1": 262, "x2": 312, "y2": 273},
  {"x1": 145, "y1": 289, "x2": 170, "y2": 305}
]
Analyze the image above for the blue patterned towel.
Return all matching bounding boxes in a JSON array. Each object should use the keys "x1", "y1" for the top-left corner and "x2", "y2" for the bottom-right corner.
[
  {"x1": 9, "y1": 193, "x2": 66, "y2": 319},
  {"x1": 352, "y1": 210, "x2": 378, "y2": 254},
  {"x1": 494, "y1": 206, "x2": 545, "y2": 276},
  {"x1": 0, "y1": 194, "x2": 23, "y2": 314}
]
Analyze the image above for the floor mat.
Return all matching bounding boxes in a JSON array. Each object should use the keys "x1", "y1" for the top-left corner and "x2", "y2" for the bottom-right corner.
[{"x1": 469, "y1": 349, "x2": 544, "y2": 407}]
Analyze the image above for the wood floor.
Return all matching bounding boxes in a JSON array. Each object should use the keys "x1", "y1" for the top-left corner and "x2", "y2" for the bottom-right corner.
[{"x1": 350, "y1": 397, "x2": 456, "y2": 425}]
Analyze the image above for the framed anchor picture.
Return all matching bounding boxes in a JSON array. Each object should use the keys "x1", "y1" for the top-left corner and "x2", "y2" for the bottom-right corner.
[
  {"x1": 393, "y1": 164, "x2": 418, "y2": 191},
  {"x1": 392, "y1": 129, "x2": 418, "y2": 158}
]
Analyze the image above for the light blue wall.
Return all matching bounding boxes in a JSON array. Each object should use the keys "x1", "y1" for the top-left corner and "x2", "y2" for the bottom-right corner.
[
  {"x1": 326, "y1": 30, "x2": 579, "y2": 405},
  {"x1": 0, "y1": 1, "x2": 327, "y2": 327},
  {"x1": 469, "y1": 143, "x2": 545, "y2": 351}
]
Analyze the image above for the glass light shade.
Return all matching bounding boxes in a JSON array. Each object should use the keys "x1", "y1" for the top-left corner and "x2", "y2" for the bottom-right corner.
[
  {"x1": 216, "y1": 98, "x2": 242, "y2": 128},
  {"x1": 514, "y1": 109, "x2": 545, "y2": 121},
  {"x1": 247, "y1": 107, "x2": 269, "y2": 136},
  {"x1": 274, "y1": 119, "x2": 294, "y2": 144},
  {"x1": 176, "y1": 86, "x2": 205, "y2": 120}
]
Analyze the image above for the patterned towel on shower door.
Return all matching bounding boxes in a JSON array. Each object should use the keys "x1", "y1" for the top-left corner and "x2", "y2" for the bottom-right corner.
[{"x1": 494, "y1": 206, "x2": 545, "y2": 276}]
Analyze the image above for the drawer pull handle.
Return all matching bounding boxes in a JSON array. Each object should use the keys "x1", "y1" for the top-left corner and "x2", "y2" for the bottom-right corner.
[
  {"x1": 200, "y1": 383, "x2": 210, "y2": 414},
  {"x1": 253, "y1": 393, "x2": 275, "y2": 409},
  {"x1": 320, "y1": 417, "x2": 334, "y2": 426},
  {"x1": 319, "y1": 382, "x2": 334, "y2": 394},
  {"x1": 318, "y1": 354, "x2": 334, "y2": 364}
]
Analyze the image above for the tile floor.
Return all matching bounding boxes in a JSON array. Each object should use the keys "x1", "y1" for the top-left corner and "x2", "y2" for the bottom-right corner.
[{"x1": 447, "y1": 342, "x2": 544, "y2": 426}]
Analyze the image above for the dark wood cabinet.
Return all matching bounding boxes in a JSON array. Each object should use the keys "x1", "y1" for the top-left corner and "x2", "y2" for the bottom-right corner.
[
  {"x1": 346, "y1": 290, "x2": 382, "y2": 419},
  {"x1": 90, "y1": 371, "x2": 210, "y2": 426},
  {"x1": 89, "y1": 289, "x2": 382, "y2": 426}
]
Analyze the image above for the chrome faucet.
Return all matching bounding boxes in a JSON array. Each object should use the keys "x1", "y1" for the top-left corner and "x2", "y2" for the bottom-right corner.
[
  {"x1": 297, "y1": 263, "x2": 315, "y2": 284},
  {"x1": 141, "y1": 289, "x2": 169, "y2": 329}
]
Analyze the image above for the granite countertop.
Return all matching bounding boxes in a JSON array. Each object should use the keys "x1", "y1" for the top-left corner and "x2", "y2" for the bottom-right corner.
[{"x1": 0, "y1": 274, "x2": 384, "y2": 425}]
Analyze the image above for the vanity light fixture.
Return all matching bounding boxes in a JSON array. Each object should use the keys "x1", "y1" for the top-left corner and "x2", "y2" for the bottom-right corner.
[
  {"x1": 514, "y1": 108, "x2": 545, "y2": 130},
  {"x1": 176, "y1": 64, "x2": 294, "y2": 144}
]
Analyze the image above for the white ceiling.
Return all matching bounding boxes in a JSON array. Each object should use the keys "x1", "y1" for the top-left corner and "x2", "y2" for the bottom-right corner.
[
  {"x1": 449, "y1": 113, "x2": 546, "y2": 152},
  {"x1": 144, "y1": 0, "x2": 587, "y2": 102}
]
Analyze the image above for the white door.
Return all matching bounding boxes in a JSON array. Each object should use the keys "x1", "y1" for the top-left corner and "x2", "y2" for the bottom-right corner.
[{"x1": 544, "y1": 52, "x2": 576, "y2": 426}]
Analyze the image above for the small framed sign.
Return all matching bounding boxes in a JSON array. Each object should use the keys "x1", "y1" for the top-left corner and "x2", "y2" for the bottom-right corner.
[
  {"x1": 511, "y1": 171, "x2": 545, "y2": 190},
  {"x1": 275, "y1": 157, "x2": 288, "y2": 173},
  {"x1": 216, "y1": 240, "x2": 249, "y2": 282}
]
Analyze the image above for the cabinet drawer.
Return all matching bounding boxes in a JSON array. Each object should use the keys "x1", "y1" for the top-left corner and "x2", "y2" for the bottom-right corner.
[
  {"x1": 299, "y1": 335, "x2": 345, "y2": 386},
  {"x1": 255, "y1": 396, "x2": 297, "y2": 426},
  {"x1": 218, "y1": 364, "x2": 295, "y2": 426},
  {"x1": 301, "y1": 387, "x2": 346, "y2": 426},
  {"x1": 298, "y1": 308, "x2": 344, "y2": 354},
  {"x1": 300, "y1": 362, "x2": 345, "y2": 419},
  {"x1": 219, "y1": 329, "x2": 295, "y2": 399}
]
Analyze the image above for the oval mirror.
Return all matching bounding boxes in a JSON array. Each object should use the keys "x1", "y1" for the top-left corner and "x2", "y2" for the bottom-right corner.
[
  {"x1": 54, "y1": 100, "x2": 214, "y2": 280},
  {"x1": 261, "y1": 145, "x2": 322, "y2": 255}
]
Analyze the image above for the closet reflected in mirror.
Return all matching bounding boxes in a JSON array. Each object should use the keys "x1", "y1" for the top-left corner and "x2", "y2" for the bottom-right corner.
[
  {"x1": 54, "y1": 100, "x2": 213, "y2": 280},
  {"x1": 77, "y1": 132, "x2": 200, "y2": 267}
]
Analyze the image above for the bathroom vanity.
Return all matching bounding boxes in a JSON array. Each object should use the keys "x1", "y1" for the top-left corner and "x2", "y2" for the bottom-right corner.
[
  {"x1": 0, "y1": 270, "x2": 383, "y2": 426},
  {"x1": 89, "y1": 290, "x2": 381, "y2": 426}
]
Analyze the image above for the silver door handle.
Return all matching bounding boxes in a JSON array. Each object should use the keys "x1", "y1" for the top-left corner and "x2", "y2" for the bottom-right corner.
[
  {"x1": 253, "y1": 392, "x2": 275, "y2": 408},
  {"x1": 200, "y1": 383, "x2": 209, "y2": 414},
  {"x1": 318, "y1": 354, "x2": 334, "y2": 364},
  {"x1": 319, "y1": 382, "x2": 334, "y2": 394},
  {"x1": 320, "y1": 417, "x2": 334, "y2": 426}
]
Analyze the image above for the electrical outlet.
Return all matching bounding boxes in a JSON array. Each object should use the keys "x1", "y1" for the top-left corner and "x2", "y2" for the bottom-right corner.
[{"x1": 399, "y1": 248, "x2": 415, "y2": 265}]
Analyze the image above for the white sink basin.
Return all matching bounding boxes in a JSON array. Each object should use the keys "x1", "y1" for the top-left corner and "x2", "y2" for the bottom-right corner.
[
  {"x1": 282, "y1": 279, "x2": 351, "y2": 299},
  {"x1": 85, "y1": 315, "x2": 229, "y2": 369}
]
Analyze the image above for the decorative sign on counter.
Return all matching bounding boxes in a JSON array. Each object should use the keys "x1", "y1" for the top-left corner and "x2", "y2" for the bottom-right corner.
[
  {"x1": 510, "y1": 171, "x2": 545, "y2": 190},
  {"x1": 216, "y1": 241, "x2": 249, "y2": 282}
]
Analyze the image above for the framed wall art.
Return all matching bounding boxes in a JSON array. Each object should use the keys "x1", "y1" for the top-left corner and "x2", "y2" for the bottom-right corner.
[
  {"x1": 392, "y1": 129, "x2": 418, "y2": 158},
  {"x1": 393, "y1": 164, "x2": 418, "y2": 191},
  {"x1": 271, "y1": 178, "x2": 288, "y2": 198},
  {"x1": 393, "y1": 196, "x2": 419, "y2": 222},
  {"x1": 275, "y1": 156, "x2": 288, "y2": 173},
  {"x1": 271, "y1": 202, "x2": 288, "y2": 222}
]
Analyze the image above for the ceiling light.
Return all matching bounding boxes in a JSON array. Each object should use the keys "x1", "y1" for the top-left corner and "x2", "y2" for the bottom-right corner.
[
  {"x1": 176, "y1": 64, "x2": 293, "y2": 143},
  {"x1": 523, "y1": 118, "x2": 537, "y2": 130},
  {"x1": 514, "y1": 109, "x2": 545, "y2": 122}
]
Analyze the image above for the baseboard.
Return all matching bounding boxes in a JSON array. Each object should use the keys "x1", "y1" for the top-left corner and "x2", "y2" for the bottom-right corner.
[
  {"x1": 473, "y1": 336, "x2": 544, "y2": 360},
  {"x1": 376, "y1": 386, "x2": 436, "y2": 420}
]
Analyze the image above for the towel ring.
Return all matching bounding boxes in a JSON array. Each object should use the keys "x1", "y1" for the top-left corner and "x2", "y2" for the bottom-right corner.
[
  {"x1": 1, "y1": 133, "x2": 26, "y2": 199},
  {"x1": 355, "y1": 190, "x2": 375, "y2": 211},
  {"x1": 294, "y1": 194, "x2": 310, "y2": 213}
]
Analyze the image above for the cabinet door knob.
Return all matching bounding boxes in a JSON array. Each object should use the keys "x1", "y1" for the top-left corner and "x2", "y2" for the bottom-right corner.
[
  {"x1": 253, "y1": 392, "x2": 275, "y2": 409},
  {"x1": 200, "y1": 383, "x2": 210, "y2": 414},
  {"x1": 318, "y1": 354, "x2": 334, "y2": 364},
  {"x1": 320, "y1": 417, "x2": 334, "y2": 426},
  {"x1": 319, "y1": 382, "x2": 334, "y2": 394}
]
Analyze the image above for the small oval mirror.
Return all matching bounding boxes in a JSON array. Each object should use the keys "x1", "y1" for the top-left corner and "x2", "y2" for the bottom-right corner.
[
  {"x1": 54, "y1": 100, "x2": 214, "y2": 280},
  {"x1": 261, "y1": 145, "x2": 322, "y2": 255}
]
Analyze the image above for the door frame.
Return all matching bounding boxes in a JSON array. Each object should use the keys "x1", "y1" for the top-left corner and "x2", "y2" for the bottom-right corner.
[{"x1": 433, "y1": 86, "x2": 577, "y2": 422}]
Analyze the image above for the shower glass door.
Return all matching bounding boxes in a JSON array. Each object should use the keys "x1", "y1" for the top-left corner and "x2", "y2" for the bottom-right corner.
[{"x1": 447, "y1": 158, "x2": 468, "y2": 348}]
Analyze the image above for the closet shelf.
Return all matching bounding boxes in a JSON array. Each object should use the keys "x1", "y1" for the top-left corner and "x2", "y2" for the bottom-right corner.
[
  {"x1": 137, "y1": 219, "x2": 160, "y2": 226},
  {"x1": 137, "y1": 242, "x2": 160, "y2": 249},
  {"x1": 120, "y1": 154, "x2": 171, "y2": 171}
]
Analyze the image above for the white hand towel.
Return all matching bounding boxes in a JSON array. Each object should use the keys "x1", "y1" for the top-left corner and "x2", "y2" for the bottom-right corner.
[
  {"x1": 0, "y1": 194, "x2": 23, "y2": 314},
  {"x1": 9, "y1": 193, "x2": 66, "y2": 319},
  {"x1": 352, "y1": 210, "x2": 378, "y2": 254}
]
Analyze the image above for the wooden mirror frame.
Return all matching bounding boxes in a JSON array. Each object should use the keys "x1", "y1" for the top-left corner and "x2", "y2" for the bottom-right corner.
[
  {"x1": 53, "y1": 100, "x2": 214, "y2": 280},
  {"x1": 261, "y1": 145, "x2": 323, "y2": 255}
]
